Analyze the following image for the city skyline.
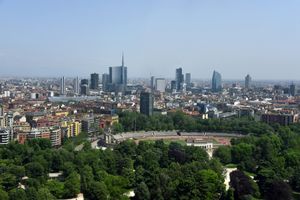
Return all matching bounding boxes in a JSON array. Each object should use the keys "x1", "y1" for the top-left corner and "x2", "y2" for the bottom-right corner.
[{"x1": 1, "y1": 1, "x2": 300, "y2": 79}]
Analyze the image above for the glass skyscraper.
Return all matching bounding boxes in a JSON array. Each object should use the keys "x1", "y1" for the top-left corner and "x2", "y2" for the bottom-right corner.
[
  {"x1": 108, "y1": 54, "x2": 127, "y2": 93},
  {"x1": 245, "y1": 74, "x2": 252, "y2": 89},
  {"x1": 212, "y1": 70, "x2": 222, "y2": 92},
  {"x1": 90, "y1": 73, "x2": 99, "y2": 90},
  {"x1": 140, "y1": 92, "x2": 153, "y2": 116}
]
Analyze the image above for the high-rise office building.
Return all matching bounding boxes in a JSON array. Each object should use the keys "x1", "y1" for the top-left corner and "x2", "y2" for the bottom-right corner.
[
  {"x1": 176, "y1": 68, "x2": 184, "y2": 91},
  {"x1": 150, "y1": 76, "x2": 155, "y2": 90},
  {"x1": 102, "y1": 73, "x2": 110, "y2": 92},
  {"x1": 290, "y1": 83, "x2": 296, "y2": 96},
  {"x1": 245, "y1": 74, "x2": 252, "y2": 89},
  {"x1": 73, "y1": 77, "x2": 80, "y2": 94},
  {"x1": 140, "y1": 92, "x2": 153, "y2": 116},
  {"x1": 108, "y1": 54, "x2": 127, "y2": 93},
  {"x1": 90, "y1": 73, "x2": 99, "y2": 90},
  {"x1": 171, "y1": 80, "x2": 177, "y2": 91},
  {"x1": 212, "y1": 71, "x2": 222, "y2": 92},
  {"x1": 155, "y1": 78, "x2": 166, "y2": 93},
  {"x1": 80, "y1": 79, "x2": 89, "y2": 96},
  {"x1": 185, "y1": 73, "x2": 191, "y2": 88},
  {"x1": 60, "y1": 76, "x2": 65, "y2": 95}
]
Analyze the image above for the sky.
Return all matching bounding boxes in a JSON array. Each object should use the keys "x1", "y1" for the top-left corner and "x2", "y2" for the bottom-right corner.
[{"x1": 0, "y1": 0, "x2": 300, "y2": 80}]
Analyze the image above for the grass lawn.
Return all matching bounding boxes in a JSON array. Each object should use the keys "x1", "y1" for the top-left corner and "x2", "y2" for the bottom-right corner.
[{"x1": 225, "y1": 163, "x2": 238, "y2": 168}]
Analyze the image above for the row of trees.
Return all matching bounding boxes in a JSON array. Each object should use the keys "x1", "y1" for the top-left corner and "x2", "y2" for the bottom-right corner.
[{"x1": 115, "y1": 111, "x2": 273, "y2": 135}]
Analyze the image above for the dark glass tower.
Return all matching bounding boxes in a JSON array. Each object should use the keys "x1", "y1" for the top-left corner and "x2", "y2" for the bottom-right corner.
[
  {"x1": 212, "y1": 70, "x2": 222, "y2": 92},
  {"x1": 290, "y1": 83, "x2": 296, "y2": 96},
  {"x1": 80, "y1": 79, "x2": 89, "y2": 95},
  {"x1": 140, "y1": 92, "x2": 153, "y2": 116},
  {"x1": 90, "y1": 73, "x2": 99, "y2": 90},
  {"x1": 176, "y1": 68, "x2": 184, "y2": 91}
]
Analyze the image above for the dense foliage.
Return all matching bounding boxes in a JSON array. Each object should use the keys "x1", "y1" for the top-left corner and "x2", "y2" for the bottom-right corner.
[
  {"x1": 214, "y1": 124, "x2": 300, "y2": 200},
  {"x1": 116, "y1": 111, "x2": 273, "y2": 135},
  {"x1": 1, "y1": 113, "x2": 300, "y2": 199},
  {"x1": 0, "y1": 137, "x2": 226, "y2": 199}
]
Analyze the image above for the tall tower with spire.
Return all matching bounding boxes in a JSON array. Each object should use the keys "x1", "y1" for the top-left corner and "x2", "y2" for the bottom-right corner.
[
  {"x1": 107, "y1": 53, "x2": 127, "y2": 93},
  {"x1": 122, "y1": 52, "x2": 124, "y2": 67}
]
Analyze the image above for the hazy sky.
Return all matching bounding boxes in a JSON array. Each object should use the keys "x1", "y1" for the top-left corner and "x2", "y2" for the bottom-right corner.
[{"x1": 1, "y1": 0, "x2": 300, "y2": 80}]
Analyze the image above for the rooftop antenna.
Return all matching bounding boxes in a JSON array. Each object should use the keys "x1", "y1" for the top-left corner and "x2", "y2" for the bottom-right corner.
[{"x1": 122, "y1": 52, "x2": 124, "y2": 67}]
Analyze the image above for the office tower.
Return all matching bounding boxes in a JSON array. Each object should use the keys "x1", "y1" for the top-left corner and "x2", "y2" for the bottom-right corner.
[
  {"x1": 90, "y1": 73, "x2": 99, "y2": 90},
  {"x1": 102, "y1": 73, "x2": 110, "y2": 92},
  {"x1": 80, "y1": 79, "x2": 89, "y2": 96},
  {"x1": 171, "y1": 80, "x2": 177, "y2": 91},
  {"x1": 185, "y1": 73, "x2": 191, "y2": 88},
  {"x1": 74, "y1": 77, "x2": 80, "y2": 94},
  {"x1": 140, "y1": 92, "x2": 153, "y2": 116},
  {"x1": 60, "y1": 76, "x2": 65, "y2": 95},
  {"x1": 150, "y1": 76, "x2": 155, "y2": 90},
  {"x1": 290, "y1": 83, "x2": 296, "y2": 96},
  {"x1": 245, "y1": 74, "x2": 252, "y2": 89},
  {"x1": 212, "y1": 70, "x2": 222, "y2": 92},
  {"x1": 155, "y1": 78, "x2": 166, "y2": 93},
  {"x1": 108, "y1": 54, "x2": 127, "y2": 93},
  {"x1": 176, "y1": 68, "x2": 184, "y2": 91}
]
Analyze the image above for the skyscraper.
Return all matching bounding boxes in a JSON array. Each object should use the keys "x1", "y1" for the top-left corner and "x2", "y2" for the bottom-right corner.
[
  {"x1": 185, "y1": 73, "x2": 191, "y2": 88},
  {"x1": 171, "y1": 80, "x2": 177, "y2": 91},
  {"x1": 212, "y1": 71, "x2": 222, "y2": 92},
  {"x1": 80, "y1": 79, "x2": 89, "y2": 96},
  {"x1": 90, "y1": 73, "x2": 99, "y2": 90},
  {"x1": 102, "y1": 73, "x2": 110, "y2": 92},
  {"x1": 140, "y1": 92, "x2": 153, "y2": 116},
  {"x1": 176, "y1": 68, "x2": 184, "y2": 91},
  {"x1": 290, "y1": 83, "x2": 296, "y2": 96},
  {"x1": 245, "y1": 74, "x2": 252, "y2": 89},
  {"x1": 60, "y1": 76, "x2": 65, "y2": 95},
  {"x1": 108, "y1": 53, "x2": 127, "y2": 93},
  {"x1": 155, "y1": 78, "x2": 166, "y2": 93},
  {"x1": 74, "y1": 76, "x2": 80, "y2": 94},
  {"x1": 150, "y1": 76, "x2": 155, "y2": 90}
]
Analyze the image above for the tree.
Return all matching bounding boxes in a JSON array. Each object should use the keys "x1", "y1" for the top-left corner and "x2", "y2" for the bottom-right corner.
[
  {"x1": 25, "y1": 162, "x2": 45, "y2": 178},
  {"x1": 291, "y1": 167, "x2": 300, "y2": 192},
  {"x1": 0, "y1": 173, "x2": 17, "y2": 190},
  {"x1": 0, "y1": 189, "x2": 9, "y2": 200},
  {"x1": 88, "y1": 181, "x2": 108, "y2": 200},
  {"x1": 223, "y1": 188, "x2": 234, "y2": 200},
  {"x1": 196, "y1": 169, "x2": 225, "y2": 200},
  {"x1": 63, "y1": 172, "x2": 81, "y2": 198},
  {"x1": 264, "y1": 180, "x2": 293, "y2": 200},
  {"x1": 26, "y1": 188, "x2": 38, "y2": 200},
  {"x1": 26, "y1": 138, "x2": 52, "y2": 150},
  {"x1": 112, "y1": 122, "x2": 124, "y2": 134},
  {"x1": 8, "y1": 188, "x2": 27, "y2": 200},
  {"x1": 37, "y1": 188, "x2": 55, "y2": 200},
  {"x1": 134, "y1": 182, "x2": 150, "y2": 200},
  {"x1": 213, "y1": 146, "x2": 232, "y2": 164},
  {"x1": 230, "y1": 170, "x2": 260, "y2": 200},
  {"x1": 80, "y1": 165, "x2": 94, "y2": 194},
  {"x1": 46, "y1": 180, "x2": 64, "y2": 199},
  {"x1": 61, "y1": 162, "x2": 76, "y2": 177}
]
